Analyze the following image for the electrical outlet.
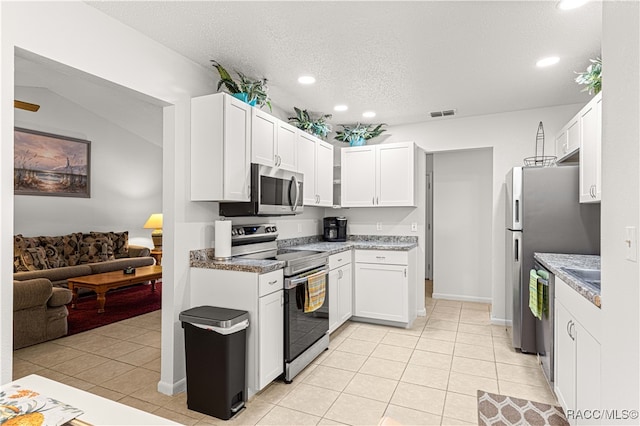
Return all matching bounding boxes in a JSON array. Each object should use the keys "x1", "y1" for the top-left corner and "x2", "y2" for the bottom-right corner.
[
  {"x1": 625, "y1": 226, "x2": 637, "y2": 262},
  {"x1": 411, "y1": 222, "x2": 418, "y2": 232},
  {"x1": 376, "y1": 222, "x2": 382, "y2": 231}
]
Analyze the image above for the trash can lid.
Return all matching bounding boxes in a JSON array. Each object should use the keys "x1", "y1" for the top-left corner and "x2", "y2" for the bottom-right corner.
[{"x1": 179, "y1": 306, "x2": 249, "y2": 328}]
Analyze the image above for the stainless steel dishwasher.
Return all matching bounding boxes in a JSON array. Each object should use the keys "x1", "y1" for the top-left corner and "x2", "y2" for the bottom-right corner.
[{"x1": 534, "y1": 260, "x2": 554, "y2": 387}]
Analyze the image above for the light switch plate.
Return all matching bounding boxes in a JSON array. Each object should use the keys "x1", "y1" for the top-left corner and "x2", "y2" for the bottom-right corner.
[
  {"x1": 625, "y1": 226, "x2": 637, "y2": 262},
  {"x1": 411, "y1": 222, "x2": 418, "y2": 232}
]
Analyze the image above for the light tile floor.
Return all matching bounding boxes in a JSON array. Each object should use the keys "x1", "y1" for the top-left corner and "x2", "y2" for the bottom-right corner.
[{"x1": 13, "y1": 293, "x2": 557, "y2": 425}]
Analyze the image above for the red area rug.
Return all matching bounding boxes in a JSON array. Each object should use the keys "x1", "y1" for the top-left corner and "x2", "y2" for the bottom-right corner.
[{"x1": 67, "y1": 282, "x2": 161, "y2": 335}]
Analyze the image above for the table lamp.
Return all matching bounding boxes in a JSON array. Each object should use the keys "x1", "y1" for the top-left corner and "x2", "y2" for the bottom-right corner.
[{"x1": 144, "y1": 213, "x2": 163, "y2": 250}]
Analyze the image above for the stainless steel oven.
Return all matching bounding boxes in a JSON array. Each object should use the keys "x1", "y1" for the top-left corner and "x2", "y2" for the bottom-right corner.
[
  {"x1": 283, "y1": 264, "x2": 329, "y2": 383},
  {"x1": 219, "y1": 164, "x2": 303, "y2": 217}
]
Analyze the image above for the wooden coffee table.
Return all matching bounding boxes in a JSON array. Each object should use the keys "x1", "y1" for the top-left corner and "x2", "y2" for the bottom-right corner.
[{"x1": 68, "y1": 265, "x2": 162, "y2": 313}]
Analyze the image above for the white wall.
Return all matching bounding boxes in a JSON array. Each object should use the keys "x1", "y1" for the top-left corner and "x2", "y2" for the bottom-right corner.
[
  {"x1": 600, "y1": 1, "x2": 640, "y2": 417},
  {"x1": 1, "y1": 1, "x2": 215, "y2": 391},
  {"x1": 381, "y1": 103, "x2": 583, "y2": 323},
  {"x1": 13, "y1": 87, "x2": 162, "y2": 246},
  {"x1": 432, "y1": 148, "x2": 493, "y2": 303}
]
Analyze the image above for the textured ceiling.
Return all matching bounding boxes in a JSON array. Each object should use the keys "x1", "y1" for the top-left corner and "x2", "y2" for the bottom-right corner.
[{"x1": 84, "y1": 0, "x2": 602, "y2": 126}]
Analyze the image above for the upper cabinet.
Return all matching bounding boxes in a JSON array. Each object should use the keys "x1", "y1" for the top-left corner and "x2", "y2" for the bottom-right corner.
[
  {"x1": 556, "y1": 92, "x2": 602, "y2": 203},
  {"x1": 297, "y1": 132, "x2": 334, "y2": 207},
  {"x1": 191, "y1": 93, "x2": 251, "y2": 201},
  {"x1": 341, "y1": 142, "x2": 416, "y2": 207},
  {"x1": 252, "y1": 109, "x2": 297, "y2": 171},
  {"x1": 579, "y1": 93, "x2": 602, "y2": 203}
]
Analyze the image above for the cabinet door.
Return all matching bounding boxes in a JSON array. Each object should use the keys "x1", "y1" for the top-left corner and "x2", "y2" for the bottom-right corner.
[
  {"x1": 252, "y1": 109, "x2": 277, "y2": 167},
  {"x1": 277, "y1": 121, "x2": 298, "y2": 171},
  {"x1": 355, "y1": 262, "x2": 408, "y2": 322},
  {"x1": 316, "y1": 140, "x2": 334, "y2": 206},
  {"x1": 297, "y1": 132, "x2": 317, "y2": 205},
  {"x1": 224, "y1": 95, "x2": 252, "y2": 201},
  {"x1": 579, "y1": 100, "x2": 599, "y2": 203},
  {"x1": 377, "y1": 143, "x2": 415, "y2": 206},
  {"x1": 328, "y1": 269, "x2": 339, "y2": 333},
  {"x1": 341, "y1": 146, "x2": 376, "y2": 207},
  {"x1": 258, "y1": 290, "x2": 283, "y2": 389},
  {"x1": 566, "y1": 118, "x2": 581, "y2": 154},
  {"x1": 576, "y1": 323, "x2": 601, "y2": 425},
  {"x1": 337, "y1": 263, "x2": 353, "y2": 324},
  {"x1": 554, "y1": 301, "x2": 576, "y2": 422},
  {"x1": 556, "y1": 128, "x2": 568, "y2": 159}
]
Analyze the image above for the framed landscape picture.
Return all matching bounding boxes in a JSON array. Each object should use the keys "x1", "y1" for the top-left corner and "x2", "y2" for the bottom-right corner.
[{"x1": 14, "y1": 127, "x2": 91, "y2": 197}]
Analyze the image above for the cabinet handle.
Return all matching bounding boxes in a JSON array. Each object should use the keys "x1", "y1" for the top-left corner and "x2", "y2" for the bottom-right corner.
[
  {"x1": 566, "y1": 320, "x2": 571, "y2": 338},
  {"x1": 372, "y1": 196, "x2": 375, "y2": 205},
  {"x1": 337, "y1": 258, "x2": 343, "y2": 262},
  {"x1": 376, "y1": 196, "x2": 379, "y2": 205},
  {"x1": 338, "y1": 269, "x2": 343, "y2": 279},
  {"x1": 268, "y1": 280, "x2": 278, "y2": 285},
  {"x1": 404, "y1": 268, "x2": 407, "y2": 277},
  {"x1": 376, "y1": 256, "x2": 386, "y2": 260}
]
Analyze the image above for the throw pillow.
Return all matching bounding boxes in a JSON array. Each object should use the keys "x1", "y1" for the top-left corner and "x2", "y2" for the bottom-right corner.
[
  {"x1": 14, "y1": 234, "x2": 41, "y2": 272},
  {"x1": 21, "y1": 247, "x2": 50, "y2": 271},
  {"x1": 91, "y1": 231, "x2": 129, "y2": 259},
  {"x1": 79, "y1": 235, "x2": 115, "y2": 263}
]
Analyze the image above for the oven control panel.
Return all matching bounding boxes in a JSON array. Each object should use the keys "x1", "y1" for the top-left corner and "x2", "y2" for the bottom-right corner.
[{"x1": 231, "y1": 223, "x2": 278, "y2": 244}]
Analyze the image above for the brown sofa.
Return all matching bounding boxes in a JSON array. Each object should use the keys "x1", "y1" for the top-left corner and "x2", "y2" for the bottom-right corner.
[
  {"x1": 13, "y1": 231, "x2": 155, "y2": 288},
  {"x1": 12, "y1": 231, "x2": 156, "y2": 348},
  {"x1": 13, "y1": 278, "x2": 73, "y2": 350}
]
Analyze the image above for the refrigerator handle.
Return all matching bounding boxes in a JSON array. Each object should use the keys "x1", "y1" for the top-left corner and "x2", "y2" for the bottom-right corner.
[
  {"x1": 514, "y1": 237, "x2": 519, "y2": 262},
  {"x1": 515, "y1": 199, "x2": 520, "y2": 225}
]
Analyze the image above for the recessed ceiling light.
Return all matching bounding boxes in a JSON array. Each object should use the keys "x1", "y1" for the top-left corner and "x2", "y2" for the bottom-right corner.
[
  {"x1": 557, "y1": 0, "x2": 588, "y2": 10},
  {"x1": 334, "y1": 105, "x2": 348, "y2": 112},
  {"x1": 536, "y1": 56, "x2": 560, "y2": 67},
  {"x1": 297, "y1": 75, "x2": 316, "y2": 85},
  {"x1": 362, "y1": 111, "x2": 376, "y2": 118}
]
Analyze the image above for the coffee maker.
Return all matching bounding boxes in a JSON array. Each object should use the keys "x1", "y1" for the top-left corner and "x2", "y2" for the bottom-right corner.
[{"x1": 323, "y1": 217, "x2": 347, "y2": 242}]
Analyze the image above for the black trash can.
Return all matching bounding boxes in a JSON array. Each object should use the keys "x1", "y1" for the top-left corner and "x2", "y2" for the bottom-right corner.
[{"x1": 180, "y1": 305, "x2": 249, "y2": 420}]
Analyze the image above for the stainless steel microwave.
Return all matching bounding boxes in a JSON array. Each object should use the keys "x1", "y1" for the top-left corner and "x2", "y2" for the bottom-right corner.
[{"x1": 219, "y1": 164, "x2": 304, "y2": 217}]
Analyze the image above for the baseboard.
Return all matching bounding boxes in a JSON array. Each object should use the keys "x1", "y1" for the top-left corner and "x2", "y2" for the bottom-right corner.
[
  {"x1": 432, "y1": 293, "x2": 492, "y2": 304},
  {"x1": 491, "y1": 317, "x2": 513, "y2": 327},
  {"x1": 157, "y1": 378, "x2": 186, "y2": 396},
  {"x1": 417, "y1": 308, "x2": 427, "y2": 317}
]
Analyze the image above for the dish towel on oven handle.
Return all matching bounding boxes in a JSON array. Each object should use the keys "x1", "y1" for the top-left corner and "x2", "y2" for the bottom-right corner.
[{"x1": 304, "y1": 270, "x2": 326, "y2": 313}]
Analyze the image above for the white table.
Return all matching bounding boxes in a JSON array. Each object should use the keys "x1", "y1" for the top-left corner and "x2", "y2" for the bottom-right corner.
[{"x1": 5, "y1": 375, "x2": 179, "y2": 425}]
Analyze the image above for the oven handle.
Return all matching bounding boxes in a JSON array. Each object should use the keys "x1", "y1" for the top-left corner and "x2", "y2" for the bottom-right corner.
[{"x1": 284, "y1": 266, "x2": 329, "y2": 290}]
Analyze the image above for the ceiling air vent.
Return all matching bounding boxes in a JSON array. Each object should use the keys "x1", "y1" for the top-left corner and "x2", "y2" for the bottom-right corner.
[{"x1": 430, "y1": 109, "x2": 457, "y2": 118}]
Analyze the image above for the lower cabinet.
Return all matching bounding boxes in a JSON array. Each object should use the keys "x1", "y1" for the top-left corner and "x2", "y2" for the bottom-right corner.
[
  {"x1": 328, "y1": 252, "x2": 353, "y2": 333},
  {"x1": 189, "y1": 268, "x2": 283, "y2": 398},
  {"x1": 353, "y1": 249, "x2": 416, "y2": 325},
  {"x1": 258, "y1": 288, "x2": 283, "y2": 389},
  {"x1": 554, "y1": 277, "x2": 601, "y2": 425}
]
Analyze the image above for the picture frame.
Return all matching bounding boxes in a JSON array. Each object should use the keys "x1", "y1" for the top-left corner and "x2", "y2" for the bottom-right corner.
[{"x1": 14, "y1": 127, "x2": 91, "y2": 197}]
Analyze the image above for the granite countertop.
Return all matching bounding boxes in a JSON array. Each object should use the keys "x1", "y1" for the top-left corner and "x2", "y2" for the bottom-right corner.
[
  {"x1": 534, "y1": 253, "x2": 601, "y2": 308},
  {"x1": 190, "y1": 235, "x2": 418, "y2": 273}
]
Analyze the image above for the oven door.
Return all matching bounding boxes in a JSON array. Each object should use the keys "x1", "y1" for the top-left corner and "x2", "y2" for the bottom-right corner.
[
  {"x1": 256, "y1": 164, "x2": 304, "y2": 215},
  {"x1": 284, "y1": 267, "x2": 329, "y2": 363}
]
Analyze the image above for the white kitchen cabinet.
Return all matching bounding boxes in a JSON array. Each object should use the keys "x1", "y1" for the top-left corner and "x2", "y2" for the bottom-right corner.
[
  {"x1": 252, "y1": 109, "x2": 297, "y2": 171},
  {"x1": 191, "y1": 93, "x2": 251, "y2": 201},
  {"x1": 579, "y1": 92, "x2": 602, "y2": 203},
  {"x1": 297, "y1": 132, "x2": 333, "y2": 206},
  {"x1": 556, "y1": 116, "x2": 580, "y2": 163},
  {"x1": 353, "y1": 249, "x2": 417, "y2": 325},
  {"x1": 189, "y1": 268, "x2": 283, "y2": 398},
  {"x1": 328, "y1": 252, "x2": 352, "y2": 333},
  {"x1": 258, "y1": 288, "x2": 284, "y2": 389},
  {"x1": 554, "y1": 277, "x2": 601, "y2": 425},
  {"x1": 341, "y1": 142, "x2": 416, "y2": 207}
]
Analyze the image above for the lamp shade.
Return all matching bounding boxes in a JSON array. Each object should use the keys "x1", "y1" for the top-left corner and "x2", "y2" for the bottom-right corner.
[{"x1": 143, "y1": 213, "x2": 163, "y2": 229}]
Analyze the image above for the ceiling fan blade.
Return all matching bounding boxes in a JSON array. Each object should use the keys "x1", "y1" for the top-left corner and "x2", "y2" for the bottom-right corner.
[{"x1": 14, "y1": 100, "x2": 40, "y2": 112}]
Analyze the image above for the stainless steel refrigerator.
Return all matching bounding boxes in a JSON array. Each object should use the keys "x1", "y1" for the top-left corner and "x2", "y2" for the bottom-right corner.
[{"x1": 505, "y1": 165, "x2": 600, "y2": 354}]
